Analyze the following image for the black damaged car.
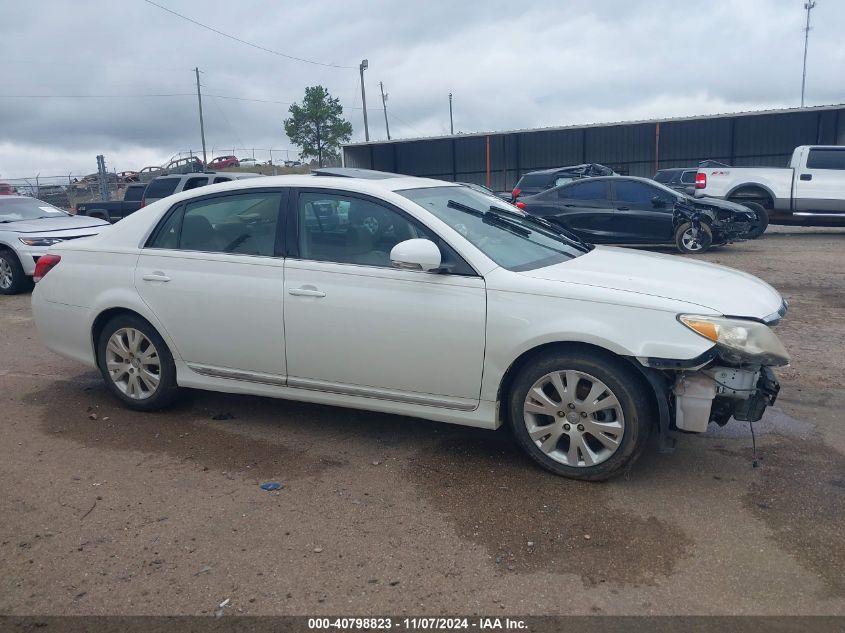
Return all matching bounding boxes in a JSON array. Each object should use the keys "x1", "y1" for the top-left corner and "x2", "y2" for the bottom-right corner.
[{"x1": 515, "y1": 176, "x2": 755, "y2": 254}]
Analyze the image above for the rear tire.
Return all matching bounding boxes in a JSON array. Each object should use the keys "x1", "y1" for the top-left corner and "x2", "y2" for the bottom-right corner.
[
  {"x1": 0, "y1": 249, "x2": 33, "y2": 295},
  {"x1": 96, "y1": 314, "x2": 179, "y2": 411},
  {"x1": 734, "y1": 201, "x2": 769, "y2": 239},
  {"x1": 508, "y1": 349, "x2": 652, "y2": 481},
  {"x1": 674, "y1": 222, "x2": 713, "y2": 254}
]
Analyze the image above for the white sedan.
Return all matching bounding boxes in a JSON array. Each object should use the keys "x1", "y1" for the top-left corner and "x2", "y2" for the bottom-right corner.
[
  {"x1": 31, "y1": 174, "x2": 790, "y2": 480},
  {"x1": 1, "y1": 196, "x2": 109, "y2": 294}
]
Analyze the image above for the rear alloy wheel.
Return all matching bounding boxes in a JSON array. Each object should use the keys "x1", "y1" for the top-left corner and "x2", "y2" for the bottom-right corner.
[
  {"x1": 97, "y1": 314, "x2": 178, "y2": 410},
  {"x1": 508, "y1": 350, "x2": 651, "y2": 480},
  {"x1": 0, "y1": 250, "x2": 33, "y2": 295},
  {"x1": 674, "y1": 222, "x2": 713, "y2": 254}
]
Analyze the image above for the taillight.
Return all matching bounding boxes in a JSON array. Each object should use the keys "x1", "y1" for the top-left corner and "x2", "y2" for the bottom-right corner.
[
  {"x1": 695, "y1": 173, "x2": 707, "y2": 189},
  {"x1": 33, "y1": 254, "x2": 61, "y2": 282},
  {"x1": 515, "y1": 201, "x2": 526, "y2": 209},
  {"x1": 511, "y1": 187, "x2": 521, "y2": 199},
  {"x1": 139, "y1": 197, "x2": 146, "y2": 208}
]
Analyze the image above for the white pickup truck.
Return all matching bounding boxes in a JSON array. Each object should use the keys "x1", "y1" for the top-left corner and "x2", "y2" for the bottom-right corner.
[{"x1": 695, "y1": 145, "x2": 845, "y2": 226}]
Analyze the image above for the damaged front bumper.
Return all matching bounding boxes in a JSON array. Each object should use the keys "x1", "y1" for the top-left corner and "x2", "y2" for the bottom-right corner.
[{"x1": 672, "y1": 364, "x2": 780, "y2": 433}]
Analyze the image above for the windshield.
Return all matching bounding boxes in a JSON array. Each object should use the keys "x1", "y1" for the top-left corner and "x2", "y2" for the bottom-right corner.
[
  {"x1": 0, "y1": 198, "x2": 68, "y2": 223},
  {"x1": 398, "y1": 186, "x2": 591, "y2": 272}
]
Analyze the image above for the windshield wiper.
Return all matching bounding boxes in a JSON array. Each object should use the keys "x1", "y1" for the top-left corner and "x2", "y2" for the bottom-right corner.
[
  {"x1": 447, "y1": 200, "x2": 531, "y2": 237},
  {"x1": 487, "y1": 206, "x2": 592, "y2": 251}
]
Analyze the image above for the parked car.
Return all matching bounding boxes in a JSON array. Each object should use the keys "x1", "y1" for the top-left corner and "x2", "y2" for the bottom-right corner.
[
  {"x1": 654, "y1": 168, "x2": 698, "y2": 195},
  {"x1": 0, "y1": 196, "x2": 108, "y2": 294},
  {"x1": 516, "y1": 176, "x2": 756, "y2": 253},
  {"x1": 512, "y1": 164, "x2": 617, "y2": 202},
  {"x1": 31, "y1": 175, "x2": 789, "y2": 481},
  {"x1": 138, "y1": 166, "x2": 165, "y2": 183},
  {"x1": 238, "y1": 158, "x2": 264, "y2": 168},
  {"x1": 117, "y1": 171, "x2": 140, "y2": 183},
  {"x1": 76, "y1": 183, "x2": 147, "y2": 222},
  {"x1": 141, "y1": 172, "x2": 262, "y2": 206},
  {"x1": 163, "y1": 156, "x2": 204, "y2": 175},
  {"x1": 0, "y1": 182, "x2": 18, "y2": 195},
  {"x1": 284, "y1": 160, "x2": 303, "y2": 167},
  {"x1": 208, "y1": 156, "x2": 240, "y2": 170},
  {"x1": 695, "y1": 145, "x2": 845, "y2": 226}
]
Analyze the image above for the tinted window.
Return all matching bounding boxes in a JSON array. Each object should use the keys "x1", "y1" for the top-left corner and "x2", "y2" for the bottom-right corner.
[
  {"x1": 298, "y1": 192, "x2": 428, "y2": 267},
  {"x1": 561, "y1": 180, "x2": 608, "y2": 200},
  {"x1": 149, "y1": 192, "x2": 282, "y2": 256},
  {"x1": 653, "y1": 171, "x2": 673, "y2": 183},
  {"x1": 614, "y1": 180, "x2": 658, "y2": 204},
  {"x1": 183, "y1": 176, "x2": 209, "y2": 191},
  {"x1": 145, "y1": 177, "x2": 180, "y2": 199},
  {"x1": 806, "y1": 149, "x2": 845, "y2": 170},
  {"x1": 516, "y1": 173, "x2": 552, "y2": 189},
  {"x1": 124, "y1": 185, "x2": 146, "y2": 201},
  {"x1": 213, "y1": 177, "x2": 231, "y2": 184},
  {"x1": 680, "y1": 170, "x2": 697, "y2": 184}
]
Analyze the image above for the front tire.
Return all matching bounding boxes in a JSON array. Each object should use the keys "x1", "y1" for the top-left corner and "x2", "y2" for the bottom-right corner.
[
  {"x1": 674, "y1": 222, "x2": 713, "y2": 254},
  {"x1": 736, "y1": 201, "x2": 769, "y2": 239},
  {"x1": 508, "y1": 350, "x2": 652, "y2": 481},
  {"x1": 96, "y1": 314, "x2": 179, "y2": 411},
  {"x1": 0, "y1": 249, "x2": 33, "y2": 295}
]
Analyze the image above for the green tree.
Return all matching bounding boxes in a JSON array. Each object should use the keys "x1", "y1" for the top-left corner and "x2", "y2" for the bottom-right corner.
[{"x1": 283, "y1": 86, "x2": 352, "y2": 167}]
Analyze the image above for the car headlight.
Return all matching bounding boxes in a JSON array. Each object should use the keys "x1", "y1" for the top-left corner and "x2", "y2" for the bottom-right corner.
[
  {"x1": 19, "y1": 237, "x2": 65, "y2": 247},
  {"x1": 678, "y1": 314, "x2": 790, "y2": 366}
]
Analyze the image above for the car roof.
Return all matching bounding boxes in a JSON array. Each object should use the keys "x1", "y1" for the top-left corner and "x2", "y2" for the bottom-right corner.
[{"x1": 312, "y1": 167, "x2": 405, "y2": 179}]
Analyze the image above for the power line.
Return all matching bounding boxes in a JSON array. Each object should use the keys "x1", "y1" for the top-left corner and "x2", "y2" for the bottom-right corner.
[
  {"x1": 142, "y1": 0, "x2": 355, "y2": 69},
  {"x1": 0, "y1": 93, "x2": 194, "y2": 98}
]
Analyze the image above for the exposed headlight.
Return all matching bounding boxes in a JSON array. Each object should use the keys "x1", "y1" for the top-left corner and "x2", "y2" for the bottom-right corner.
[
  {"x1": 678, "y1": 314, "x2": 790, "y2": 366},
  {"x1": 19, "y1": 237, "x2": 65, "y2": 247}
]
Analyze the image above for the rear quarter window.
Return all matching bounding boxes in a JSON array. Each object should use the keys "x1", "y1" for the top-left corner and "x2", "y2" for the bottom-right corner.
[
  {"x1": 145, "y1": 178, "x2": 180, "y2": 199},
  {"x1": 516, "y1": 174, "x2": 552, "y2": 190}
]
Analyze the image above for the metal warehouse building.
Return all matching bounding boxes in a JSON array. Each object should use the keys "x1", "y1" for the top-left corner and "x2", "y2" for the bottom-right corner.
[{"x1": 342, "y1": 104, "x2": 845, "y2": 192}]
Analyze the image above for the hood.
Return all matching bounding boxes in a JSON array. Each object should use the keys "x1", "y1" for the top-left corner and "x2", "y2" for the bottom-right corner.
[
  {"x1": 691, "y1": 196, "x2": 754, "y2": 218},
  {"x1": 3, "y1": 215, "x2": 109, "y2": 235},
  {"x1": 521, "y1": 246, "x2": 783, "y2": 319}
]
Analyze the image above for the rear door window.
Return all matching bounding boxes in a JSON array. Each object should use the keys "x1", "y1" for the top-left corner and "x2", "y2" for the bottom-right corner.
[
  {"x1": 806, "y1": 149, "x2": 845, "y2": 170},
  {"x1": 144, "y1": 177, "x2": 180, "y2": 199},
  {"x1": 559, "y1": 180, "x2": 608, "y2": 200},
  {"x1": 183, "y1": 176, "x2": 209, "y2": 191}
]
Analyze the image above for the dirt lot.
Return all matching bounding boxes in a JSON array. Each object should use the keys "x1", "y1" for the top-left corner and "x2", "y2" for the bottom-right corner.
[{"x1": 1, "y1": 226, "x2": 843, "y2": 616}]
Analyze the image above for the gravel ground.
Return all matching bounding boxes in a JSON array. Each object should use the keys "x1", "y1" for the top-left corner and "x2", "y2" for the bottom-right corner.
[{"x1": 0, "y1": 225, "x2": 843, "y2": 616}]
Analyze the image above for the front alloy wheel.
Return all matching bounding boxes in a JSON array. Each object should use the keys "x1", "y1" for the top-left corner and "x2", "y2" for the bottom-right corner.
[
  {"x1": 675, "y1": 222, "x2": 713, "y2": 254},
  {"x1": 508, "y1": 350, "x2": 652, "y2": 480},
  {"x1": 523, "y1": 370, "x2": 625, "y2": 467}
]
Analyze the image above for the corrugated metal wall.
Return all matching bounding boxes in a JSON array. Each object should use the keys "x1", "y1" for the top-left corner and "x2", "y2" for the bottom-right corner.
[{"x1": 343, "y1": 106, "x2": 844, "y2": 191}]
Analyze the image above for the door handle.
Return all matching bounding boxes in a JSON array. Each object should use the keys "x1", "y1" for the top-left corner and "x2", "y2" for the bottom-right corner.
[
  {"x1": 616, "y1": 206, "x2": 630, "y2": 211},
  {"x1": 289, "y1": 287, "x2": 326, "y2": 298},
  {"x1": 142, "y1": 272, "x2": 171, "y2": 282},
  {"x1": 800, "y1": 173, "x2": 812, "y2": 181}
]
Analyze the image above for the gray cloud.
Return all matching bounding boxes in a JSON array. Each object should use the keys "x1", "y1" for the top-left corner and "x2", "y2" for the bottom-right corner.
[{"x1": 1, "y1": 0, "x2": 842, "y2": 178}]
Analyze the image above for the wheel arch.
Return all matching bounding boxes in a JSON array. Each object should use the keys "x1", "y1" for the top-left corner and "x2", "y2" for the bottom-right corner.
[
  {"x1": 496, "y1": 341, "x2": 659, "y2": 430},
  {"x1": 91, "y1": 307, "x2": 174, "y2": 370},
  {"x1": 725, "y1": 184, "x2": 775, "y2": 207}
]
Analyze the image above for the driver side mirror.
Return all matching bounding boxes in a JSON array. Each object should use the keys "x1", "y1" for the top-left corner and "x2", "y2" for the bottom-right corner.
[{"x1": 390, "y1": 239, "x2": 442, "y2": 272}]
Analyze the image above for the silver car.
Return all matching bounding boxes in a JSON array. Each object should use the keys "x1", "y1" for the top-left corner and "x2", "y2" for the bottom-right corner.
[{"x1": 0, "y1": 196, "x2": 109, "y2": 294}]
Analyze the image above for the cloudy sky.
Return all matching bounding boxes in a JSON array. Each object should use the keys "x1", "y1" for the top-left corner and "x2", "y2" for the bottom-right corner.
[{"x1": 1, "y1": 0, "x2": 843, "y2": 179}]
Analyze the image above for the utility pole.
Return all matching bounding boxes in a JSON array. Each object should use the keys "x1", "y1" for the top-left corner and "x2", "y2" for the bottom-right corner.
[
  {"x1": 449, "y1": 93, "x2": 454, "y2": 135},
  {"x1": 801, "y1": 1, "x2": 816, "y2": 107},
  {"x1": 379, "y1": 81, "x2": 390, "y2": 140},
  {"x1": 359, "y1": 59, "x2": 370, "y2": 142},
  {"x1": 194, "y1": 67, "x2": 208, "y2": 164}
]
